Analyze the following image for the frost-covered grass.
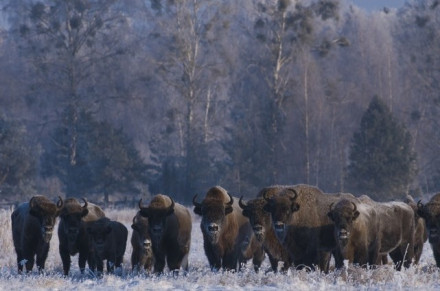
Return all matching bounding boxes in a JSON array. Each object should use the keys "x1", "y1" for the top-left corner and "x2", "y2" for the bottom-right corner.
[{"x1": 1, "y1": 207, "x2": 440, "y2": 290}]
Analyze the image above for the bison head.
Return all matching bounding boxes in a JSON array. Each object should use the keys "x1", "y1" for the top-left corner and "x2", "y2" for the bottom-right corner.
[
  {"x1": 59, "y1": 198, "x2": 89, "y2": 251},
  {"x1": 262, "y1": 188, "x2": 299, "y2": 243},
  {"x1": 29, "y1": 195, "x2": 63, "y2": 243},
  {"x1": 87, "y1": 217, "x2": 112, "y2": 256},
  {"x1": 139, "y1": 195, "x2": 175, "y2": 243},
  {"x1": 239, "y1": 196, "x2": 271, "y2": 242},
  {"x1": 193, "y1": 192, "x2": 234, "y2": 244},
  {"x1": 132, "y1": 212, "x2": 153, "y2": 257},
  {"x1": 417, "y1": 196, "x2": 440, "y2": 244},
  {"x1": 327, "y1": 199, "x2": 359, "y2": 246}
]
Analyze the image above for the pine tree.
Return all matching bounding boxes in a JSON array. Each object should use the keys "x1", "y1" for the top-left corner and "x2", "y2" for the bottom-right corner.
[
  {"x1": 41, "y1": 108, "x2": 149, "y2": 202},
  {"x1": 345, "y1": 96, "x2": 417, "y2": 201},
  {"x1": 0, "y1": 116, "x2": 37, "y2": 199}
]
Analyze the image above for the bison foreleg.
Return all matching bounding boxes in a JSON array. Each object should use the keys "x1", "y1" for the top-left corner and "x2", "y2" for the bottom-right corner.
[
  {"x1": 153, "y1": 255, "x2": 166, "y2": 274},
  {"x1": 252, "y1": 246, "x2": 265, "y2": 272},
  {"x1": 222, "y1": 250, "x2": 238, "y2": 271},
  {"x1": 433, "y1": 247, "x2": 440, "y2": 268},
  {"x1": 78, "y1": 251, "x2": 87, "y2": 274},
  {"x1": 59, "y1": 245, "x2": 72, "y2": 275}
]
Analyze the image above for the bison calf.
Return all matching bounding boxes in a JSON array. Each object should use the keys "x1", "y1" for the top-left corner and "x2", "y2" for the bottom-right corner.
[
  {"x1": 131, "y1": 212, "x2": 154, "y2": 273},
  {"x1": 11, "y1": 195, "x2": 63, "y2": 273},
  {"x1": 87, "y1": 217, "x2": 128, "y2": 275},
  {"x1": 139, "y1": 194, "x2": 191, "y2": 274}
]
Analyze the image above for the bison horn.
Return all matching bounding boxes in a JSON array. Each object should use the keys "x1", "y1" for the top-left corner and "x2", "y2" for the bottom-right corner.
[
  {"x1": 57, "y1": 196, "x2": 64, "y2": 209},
  {"x1": 138, "y1": 198, "x2": 148, "y2": 210},
  {"x1": 238, "y1": 196, "x2": 247, "y2": 209},
  {"x1": 81, "y1": 197, "x2": 88, "y2": 209},
  {"x1": 30, "y1": 196, "x2": 37, "y2": 209},
  {"x1": 168, "y1": 197, "x2": 175, "y2": 213},
  {"x1": 226, "y1": 193, "x2": 234, "y2": 206},
  {"x1": 287, "y1": 188, "x2": 298, "y2": 201},
  {"x1": 192, "y1": 194, "x2": 201, "y2": 208},
  {"x1": 351, "y1": 201, "x2": 357, "y2": 213}
]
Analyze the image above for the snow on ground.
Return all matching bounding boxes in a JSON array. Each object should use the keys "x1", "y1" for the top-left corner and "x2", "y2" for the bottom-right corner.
[{"x1": 1, "y1": 207, "x2": 440, "y2": 290}]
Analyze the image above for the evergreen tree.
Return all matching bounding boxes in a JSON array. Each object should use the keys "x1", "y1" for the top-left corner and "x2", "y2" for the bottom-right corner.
[
  {"x1": 345, "y1": 96, "x2": 417, "y2": 201},
  {"x1": 41, "y1": 108, "x2": 149, "y2": 203},
  {"x1": 0, "y1": 115, "x2": 37, "y2": 199}
]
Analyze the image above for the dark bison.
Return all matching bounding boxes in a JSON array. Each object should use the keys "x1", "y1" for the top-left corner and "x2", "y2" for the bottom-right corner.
[
  {"x1": 139, "y1": 194, "x2": 192, "y2": 274},
  {"x1": 87, "y1": 217, "x2": 128, "y2": 274},
  {"x1": 131, "y1": 212, "x2": 154, "y2": 273},
  {"x1": 404, "y1": 195, "x2": 428, "y2": 264},
  {"x1": 11, "y1": 195, "x2": 63, "y2": 272},
  {"x1": 262, "y1": 184, "x2": 355, "y2": 272},
  {"x1": 417, "y1": 193, "x2": 440, "y2": 267},
  {"x1": 239, "y1": 193, "x2": 292, "y2": 272},
  {"x1": 58, "y1": 198, "x2": 105, "y2": 275},
  {"x1": 328, "y1": 196, "x2": 415, "y2": 270},
  {"x1": 193, "y1": 186, "x2": 264, "y2": 271}
]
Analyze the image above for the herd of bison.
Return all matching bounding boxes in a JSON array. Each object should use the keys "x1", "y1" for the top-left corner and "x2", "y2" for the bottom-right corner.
[{"x1": 10, "y1": 184, "x2": 440, "y2": 278}]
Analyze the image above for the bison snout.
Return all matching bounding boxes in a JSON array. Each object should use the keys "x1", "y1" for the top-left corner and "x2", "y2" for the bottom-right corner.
[
  {"x1": 207, "y1": 223, "x2": 219, "y2": 233},
  {"x1": 143, "y1": 239, "x2": 152, "y2": 249},
  {"x1": 338, "y1": 229, "x2": 349, "y2": 240},
  {"x1": 274, "y1": 222, "x2": 285, "y2": 232},
  {"x1": 152, "y1": 226, "x2": 162, "y2": 234}
]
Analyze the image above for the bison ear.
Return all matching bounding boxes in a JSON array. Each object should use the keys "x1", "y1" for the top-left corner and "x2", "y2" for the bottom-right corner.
[
  {"x1": 193, "y1": 206, "x2": 202, "y2": 216},
  {"x1": 417, "y1": 208, "x2": 425, "y2": 219},
  {"x1": 225, "y1": 206, "x2": 233, "y2": 215},
  {"x1": 131, "y1": 224, "x2": 138, "y2": 231},
  {"x1": 291, "y1": 202, "x2": 300, "y2": 212},
  {"x1": 353, "y1": 210, "x2": 360, "y2": 220},
  {"x1": 242, "y1": 209, "x2": 249, "y2": 217},
  {"x1": 327, "y1": 211, "x2": 334, "y2": 221}
]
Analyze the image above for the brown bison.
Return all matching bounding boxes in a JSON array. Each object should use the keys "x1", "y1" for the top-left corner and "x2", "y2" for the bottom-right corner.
[
  {"x1": 328, "y1": 196, "x2": 415, "y2": 270},
  {"x1": 58, "y1": 198, "x2": 105, "y2": 275},
  {"x1": 262, "y1": 185, "x2": 355, "y2": 272},
  {"x1": 11, "y1": 195, "x2": 63, "y2": 272},
  {"x1": 417, "y1": 193, "x2": 440, "y2": 267},
  {"x1": 87, "y1": 217, "x2": 128, "y2": 274},
  {"x1": 139, "y1": 194, "x2": 191, "y2": 274},
  {"x1": 239, "y1": 194, "x2": 292, "y2": 272},
  {"x1": 131, "y1": 211, "x2": 154, "y2": 273},
  {"x1": 404, "y1": 195, "x2": 428, "y2": 264},
  {"x1": 193, "y1": 186, "x2": 264, "y2": 271}
]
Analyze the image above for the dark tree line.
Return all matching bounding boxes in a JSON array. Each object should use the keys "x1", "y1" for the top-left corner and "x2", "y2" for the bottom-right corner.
[{"x1": 0, "y1": 0, "x2": 438, "y2": 204}]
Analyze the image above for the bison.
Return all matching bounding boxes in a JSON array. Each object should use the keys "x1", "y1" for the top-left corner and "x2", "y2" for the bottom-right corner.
[
  {"x1": 404, "y1": 195, "x2": 428, "y2": 264},
  {"x1": 328, "y1": 196, "x2": 415, "y2": 270},
  {"x1": 139, "y1": 194, "x2": 192, "y2": 274},
  {"x1": 262, "y1": 184, "x2": 355, "y2": 272},
  {"x1": 193, "y1": 186, "x2": 264, "y2": 271},
  {"x1": 87, "y1": 217, "x2": 128, "y2": 274},
  {"x1": 417, "y1": 193, "x2": 440, "y2": 267},
  {"x1": 11, "y1": 195, "x2": 63, "y2": 272},
  {"x1": 131, "y1": 211, "x2": 154, "y2": 273},
  {"x1": 239, "y1": 194, "x2": 292, "y2": 272},
  {"x1": 58, "y1": 197, "x2": 105, "y2": 275}
]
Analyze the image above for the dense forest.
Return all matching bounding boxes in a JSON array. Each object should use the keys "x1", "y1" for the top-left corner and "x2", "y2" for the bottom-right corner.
[{"x1": 0, "y1": 0, "x2": 439, "y2": 204}]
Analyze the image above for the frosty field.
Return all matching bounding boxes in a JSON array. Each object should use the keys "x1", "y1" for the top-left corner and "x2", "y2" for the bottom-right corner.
[{"x1": 1, "y1": 207, "x2": 440, "y2": 290}]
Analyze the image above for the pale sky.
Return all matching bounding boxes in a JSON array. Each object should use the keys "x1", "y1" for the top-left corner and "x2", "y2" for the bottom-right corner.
[{"x1": 352, "y1": 0, "x2": 407, "y2": 11}]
